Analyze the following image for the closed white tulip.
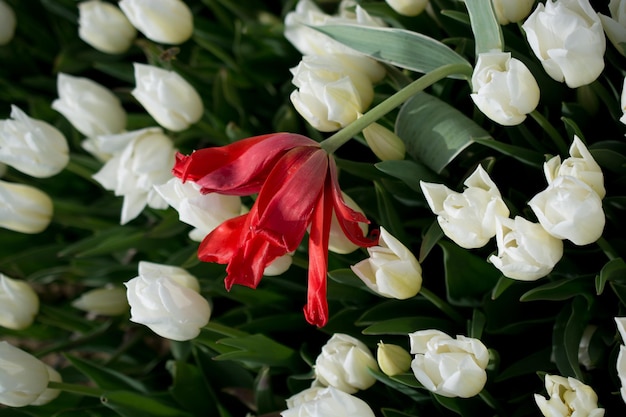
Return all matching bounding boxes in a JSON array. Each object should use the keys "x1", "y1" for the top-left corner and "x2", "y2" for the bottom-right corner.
[
  {"x1": 529, "y1": 175, "x2": 605, "y2": 245},
  {"x1": 377, "y1": 342, "x2": 412, "y2": 376},
  {"x1": 125, "y1": 261, "x2": 211, "y2": 341},
  {"x1": 0, "y1": 0, "x2": 16, "y2": 45},
  {"x1": 409, "y1": 329, "x2": 489, "y2": 398},
  {"x1": 615, "y1": 317, "x2": 626, "y2": 403},
  {"x1": 488, "y1": 216, "x2": 563, "y2": 281},
  {"x1": 420, "y1": 165, "x2": 510, "y2": 249},
  {"x1": 0, "y1": 105, "x2": 69, "y2": 178},
  {"x1": 534, "y1": 375, "x2": 605, "y2": 417},
  {"x1": 385, "y1": 0, "x2": 428, "y2": 16},
  {"x1": 492, "y1": 0, "x2": 535, "y2": 25},
  {"x1": 52, "y1": 73, "x2": 126, "y2": 137},
  {"x1": 314, "y1": 333, "x2": 379, "y2": 393},
  {"x1": 0, "y1": 274, "x2": 39, "y2": 330},
  {"x1": 132, "y1": 63, "x2": 204, "y2": 132},
  {"x1": 362, "y1": 122, "x2": 406, "y2": 161},
  {"x1": 78, "y1": 0, "x2": 136, "y2": 54},
  {"x1": 92, "y1": 127, "x2": 175, "y2": 225},
  {"x1": 72, "y1": 286, "x2": 129, "y2": 316},
  {"x1": 470, "y1": 51, "x2": 540, "y2": 126},
  {"x1": 351, "y1": 227, "x2": 422, "y2": 299},
  {"x1": 0, "y1": 341, "x2": 61, "y2": 407},
  {"x1": 522, "y1": 0, "x2": 606, "y2": 88},
  {"x1": 119, "y1": 0, "x2": 193, "y2": 45},
  {"x1": 290, "y1": 54, "x2": 380, "y2": 132},
  {"x1": 544, "y1": 136, "x2": 605, "y2": 198},
  {"x1": 281, "y1": 386, "x2": 376, "y2": 417},
  {"x1": 599, "y1": 0, "x2": 626, "y2": 55},
  {"x1": 0, "y1": 180, "x2": 53, "y2": 234}
]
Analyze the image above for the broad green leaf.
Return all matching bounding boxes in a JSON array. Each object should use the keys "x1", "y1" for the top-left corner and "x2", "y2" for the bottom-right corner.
[
  {"x1": 382, "y1": 409, "x2": 423, "y2": 417},
  {"x1": 469, "y1": 309, "x2": 486, "y2": 339},
  {"x1": 328, "y1": 268, "x2": 367, "y2": 290},
  {"x1": 472, "y1": 137, "x2": 544, "y2": 167},
  {"x1": 65, "y1": 355, "x2": 148, "y2": 393},
  {"x1": 439, "y1": 241, "x2": 501, "y2": 307},
  {"x1": 596, "y1": 258, "x2": 626, "y2": 295},
  {"x1": 375, "y1": 159, "x2": 441, "y2": 192},
  {"x1": 375, "y1": 181, "x2": 407, "y2": 241},
  {"x1": 419, "y1": 221, "x2": 444, "y2": 263},
  {"x1": 552, "y1": 298, "x2": 589, "y2": 380},
  {"x1": 369, "y1": 369, "x2": 429, "y2": 403},
  {"x1": 520, "y1": 277, "x2": 595, "y2": 303},
  {"x1": 396, "y1": 92, "x2": 489, "y2": 173},
  {"x1": 214, "y1": 334, "x2": 299, "y2": 368},
  {"x1": 362, "y1": 316, "x2": 455, "y2": 335},
  {"x1": 490, "y1": 275, "x2": 515, "y2": 300},
  {"x1": 313, "y1": 25, "x2": 471, "y2": 79},
  {"x1": 167, "y1": 361, "x2": 219, "y2": 416},
  {"x1": 464, "y1": 0, "x2": 503, "y2": 55},
  {"x1": 494, "y1": 348, "x2": 552, "y2": 382},
  {"x1": 100, "y1": 391, "x2": 192, "y2": 417}
]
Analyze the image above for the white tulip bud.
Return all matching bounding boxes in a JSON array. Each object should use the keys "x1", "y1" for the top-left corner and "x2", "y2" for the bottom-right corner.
[
  {"x1": 470, "y1": 51, "x2": 540, "y2": 126},
  {"x1": 409, "y1": 329, "x2": 489, "y2": 398},
  {"x1": 132, "y1": 63, "x2": 204, "y2": 132},
  {"x1": 92, "y1": 127, "x2": 175, "y2": 225},
  {"x1": 377, "y1": 342, "x2": 412, "y2": 376},
  {"x1": 534, "y1": 375, "x2": 605, "y2": 417},
  {"x1": 0, "y1": 0, "x2": 16, "y2": 45},
  {"x1": 0, "y1": 180, "x2": 53, "y2": 234},
  {"x1": 281, "y1": 386, "x2": 376, "y2": 417},
  {"x1": 0, "y1": 274, "x2": 39, "y2": 330},
  {"x1": 119, "y1": 0, "x2": 193, "y2": 45},
  {"x1": 599, "y1": 0, "x2": 626, "y2": 55},
  {"x1": 314, "y1": 333, "x2": 379, "y2": 393},
  {"x1": 72, "y1": 286, "x2": 129, "y2": 316},
  {"x1": 125, "y1": 261, "x2": 211, "y2": 341},
  {"x1": 351, "y1": 227, "x2": 422, "y2": 299},
  {"x1": 51, "y1": 73, "x2": 126, "y2": 137},
  {"x1": 522, "y1": 0, "x2": 606, "y2": 88},
  {"x1": 492, "y1": 0, "x2": 535, "y2": 25},
  {"x1": 488, "y1": 216, "x2": 564, "y2": 281},
  {"x1": 78, "y1": 0, "x2": 137, "y2": 54},
  {"x1": 0, "y1": 341, "x2": 61, "y2": 407},
  {"x1": 420, "y1": 165, "x2": 510, "y2": 249},
  {"x1": 362, "y1": 122, "x2": 406, "y2": 161},
  {"x1": 0, "y1": 105, "x2": 69, "y2": 178},
  {"x1": 384, "y1": 0, "x2": 428, "y2": 16},
  {"x1": 529, "y1": 175, "x2": 605, "y2": 245}
]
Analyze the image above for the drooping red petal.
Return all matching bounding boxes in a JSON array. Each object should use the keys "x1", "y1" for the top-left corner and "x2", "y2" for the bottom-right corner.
[
  {"x1": 173, "y1": 133, "x2": 319, "y2": 196},
  {"x1": 329, "y1": 158, "x2": 379, "y2": 247},
  {"x1": 197, "y1": 213, "x2": 248, "y2": 264},
  {"x1": 303, "y1": 173, "x2": 333, "y2": 327}
]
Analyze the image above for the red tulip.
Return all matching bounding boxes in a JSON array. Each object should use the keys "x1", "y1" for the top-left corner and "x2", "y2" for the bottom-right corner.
[{"x1": 173, "y1": 133, "x2": 378, "y2": 326}]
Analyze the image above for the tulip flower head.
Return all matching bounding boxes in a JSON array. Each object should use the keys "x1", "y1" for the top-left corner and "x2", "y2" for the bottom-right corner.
[
  {"x1": 492, "y1": 0, "x2": 535, "y2": 25},
  {"x1": 534, "y1": 375, "x2": 605, "y2": 417},
  {"x1": 599, "y1": 0, "x2": 626, "y2": 55},
  {"x1": 615, "y1": 317, "x2": 626, "y2": 403},
  {"x1": 0, "y1": 273, "x2": 39, "y2": 330},
  {"x1": 0, "y1": 180, "x2": 53, "y2": 234},
  {"x1": 119, "y1": 0, "x2": 193, "y2": 45},
  {"x1": 281, "y1": 386, "x2": 376, "y2": 417},
  {"x1": 78, "y1": 0, "x2": 136, "y2": 54},
  {"x1": 0, "y1": 0, "x2": 16, "y2": 46},
  {"x1": 173, "y1": 133, "x2": 378, "y2": 326}
]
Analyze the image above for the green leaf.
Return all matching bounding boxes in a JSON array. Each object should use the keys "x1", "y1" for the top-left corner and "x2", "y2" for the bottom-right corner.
[
  {"x1": 469, "y1": 309, "x2": 486, "y2": 339},
  {"x1": 472, "y1": 137, "x2": 544, "y2": 167},
  {"x1": 375, "y1": 181, "x2": 407, "y2": 242},
  {"x1": 362, "y1": 316, "x2": 455, "y2": 335},
  {"x1": 494, "y1": 348, "x2": 552, "y2": 382},
  {"x1": 100, "y1": 391, "x2": 193, "y2": 417},
  {"x1": 596, "y1": 258, "x2": 626, "y2": 295},
  {"x1": 369, "y1": 369, "x2": 430, "y2": 403},
  {"x1": 439, "y1": 241, "x2": 501, "y2": 307},
  {"x1": 375, "y1": 159, "x2": 441, "y2": 192},
  {"x1": 214, "y1": 334, "x2": 299, "y2": 368},
  {"x1": 419, "y1": 221, "x2": 444, "y2": 263},
  {"x1": 520, "y1": 277, "x2": 595, "y2": 303},
  {"x1": 312, "y1": 25, "x2": 471, "y2": 78},
  {"x1": 65, "y1": 355, "x2": 148, "y2": 393},
  {"x1": 490, "y1": 275, "x2": 515, "y2": 300},
  {"x1": 396, "y1": 92, "x2": 488, "y2": 173},
  {"x1": 167, "y1": 361, "x2": 220, "y2": 416},
  {"x1": 552, "y1": 298, "x2": 589, "y2": 380},
  {"x1": 464, "y1": 0, "x2": 503, "y2": 55},
  {"x1": 382, "y1": 409, "x2": 423, "y2": 417}
]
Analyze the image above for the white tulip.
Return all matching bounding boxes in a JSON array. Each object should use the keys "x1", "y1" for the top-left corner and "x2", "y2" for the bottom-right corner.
[
  {"x1": 384, "y1": 0, "x2": 428, "y2": 16},
  {"x1": 528, "y1": 175, "x2": 605, "y2": 245},
  {"x1": 290, "y1": 54, "x2": 379, "y2": 132},
  {"x1": 615, "y1": 317, "x2": 626, "y2": 404},
  {"x1": 362, "y1": 122, "x2": 406, "y2": 161},
  {"x1": 125, "y1": 261, "x2": 211, "y2": 341},
  {"x1": 492, "y1": 0, "x2": 535, "y2": 25},
  {"x1": 92, "y1": 127, "x2": 175, "y2": 225},
  {"x1": 0, "y1": 0, "x2": 16, "y2": 45},
  {"x1": 409, "y1": 329, "x2": 489, "y2": 398},
  {"x1": 470, "y1": 51, "x2": 540, "y2": 126},
  {"x1": 544, "y1": 135, "x2": 605, "y2": 198},
  {"x1": 522, "y1": 0, "x2": 606, "y2": 88},
  {"x1": 0, "y1": 180, "x2": 53, "y2": 234},
  {"x1": 351, "y1": 227, "x2": 422, "y2": 299},
  {"x1": 314, "y1": 333, "x2": 379, "y2": 393},
  {"x1": 488, "y1": 216, "x2": 563, "y2": 281},
  {"x1": 132, "y1": 63, "x2": 204, "y2": 132},
  {"x1": 51, "y1": 73, "x2": 126, "y2": 137},
  {"x1": 534, "y1": 375, "x2": 605, "y2": 417},
  {"x1": 281, "y1": 386, "x2": 376, "y2": 417},
  {"x1": 0, "y1": 274, "x2": 39, "y2": 330},
  {"x1": 72, "y1": 286, "x2": 129, "y2": 316},
  {"x1": 0, "y1": 342, "x2": 61, "y2": 407},
  {"x1": 377, "y1": 342, "x2": 412, "y2": 376},
  {"x1": 0, "y1": 105, "x2": 69, "y2": 178},
  {"x1": 599, "y1": 0, "x2": 626, "y2": 55},
  {"x1": 82, "y1": 128, "x2": 147, "y2": 162},
  {"x1": 420, "y1": 165, "x2": 510, "y2": 249},
  {"x1": 78, "y1": 0, "x2": 136, "y2": 54},
  {"x1": 119, "y1": 0, "x2": 193, "y2": 45}
]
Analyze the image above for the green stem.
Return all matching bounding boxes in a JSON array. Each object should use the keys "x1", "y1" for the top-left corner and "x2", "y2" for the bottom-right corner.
[
  {"x1": 48, "y1": 381, "x2": 103, "y2": 398},
  {"x1": 320, "y1": 63, "x2": 472, "y2": 154},
  {"x1": 529, "y1": 109, "x2": 568, "y2": 155},
  {"x1": 419, "y1": 287, "x2": 465, "y2": 325}
]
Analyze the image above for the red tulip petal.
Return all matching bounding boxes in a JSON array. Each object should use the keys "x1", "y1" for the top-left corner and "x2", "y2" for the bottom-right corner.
[
  {"x1": 197, "y1": 213, "x2": 248, "y2": 264},
  {"x1": 329, "y1": 158, "x2": 379, "y2": 247},
  {"x1": 173, "y1": 133, "x2": 318, "y2": 195},
  {"x1": 303, "y1": 175, "x2": 333, "y2": 327}
]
